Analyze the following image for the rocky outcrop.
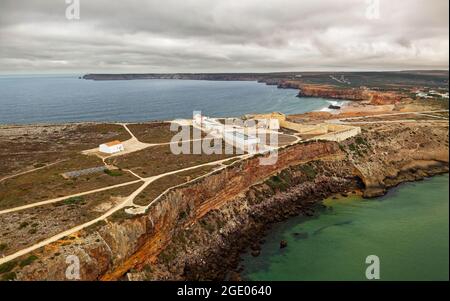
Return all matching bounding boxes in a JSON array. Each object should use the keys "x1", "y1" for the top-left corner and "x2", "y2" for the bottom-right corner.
[
  {"x1": 14, "y1": 141, "x2": 346, "y2": 280},
  {"x1": 296, "y1": 83, "x2": 412, "y2": 104},
  {"x1": 341, "y1": 124, "x2": 449, "y2": 197},
  {"x1": 141, "y1": 161, "x2": 356, "y2": 281},
  {"x1": 297, "y1": 84, "x2": 366, "y2": 100},
  {"x1": 11, "y1": 122, "x2": 449, "y2": 281}
]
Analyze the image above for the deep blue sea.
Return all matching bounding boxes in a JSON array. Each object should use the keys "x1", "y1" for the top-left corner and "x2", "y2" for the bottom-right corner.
[{"x1": 0, "y1": 75, "x2": 339, "y2": 124}]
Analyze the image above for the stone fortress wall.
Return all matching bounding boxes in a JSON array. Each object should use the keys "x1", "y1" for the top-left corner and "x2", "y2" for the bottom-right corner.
[{"x1": 245, "y1": 112, "x2": 361, "y2": 142}]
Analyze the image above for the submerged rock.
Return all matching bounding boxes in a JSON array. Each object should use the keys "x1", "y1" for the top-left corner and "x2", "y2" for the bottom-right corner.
[
  {"x1": 292, "y1": 232, "x2": 309, "y2": 239},
  {"x1": 328, "y1": 104, "x2": 341, "y2": 110}
]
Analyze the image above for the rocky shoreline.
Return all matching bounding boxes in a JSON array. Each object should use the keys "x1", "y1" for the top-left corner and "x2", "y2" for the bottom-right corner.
[
  {"x1": 125, "y1": 122, "x2": 449, "y2": 281},
  {"x1": 6, "y1": 117, "x2": 448, "y2": 281},
  {"x1": 180, "y1": 175, "x2": 357, "y2": 281},
  {"x1": 131, "y1": 160, "x2": 447, "y2": 281},
  {"x1": 189, "y1": 170, "x2": 449, "y2": 282}
]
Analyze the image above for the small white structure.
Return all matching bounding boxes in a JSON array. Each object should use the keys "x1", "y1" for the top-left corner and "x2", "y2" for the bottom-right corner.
[
  {"x1": 194, "y1": 114, "x2": 224, "y2": 133},
  {"x1": 99, "y1": 140, "x2": 124, "y2": 154},
  {"x1": 223, "y1": 130, "x2": 260, "y2": 153}
]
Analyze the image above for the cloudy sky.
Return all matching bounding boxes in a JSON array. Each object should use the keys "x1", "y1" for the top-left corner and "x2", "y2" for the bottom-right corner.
[{"x1": 0, "y1": 0, "x2": 448, "y2": 74}]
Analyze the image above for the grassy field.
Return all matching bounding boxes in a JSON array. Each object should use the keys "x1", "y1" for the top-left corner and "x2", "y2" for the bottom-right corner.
[
  {"x1": 0, "y1": 123, "x2": 131, "y2": 178},
  {"x1": 107, "y1": 140, "x2": 239, "y2": 178},
  {"x1": 0, "y1": 182, "x2": 142, "y2": 257},
  {"x1": 127, "y1": 122, "x2": 175, "y2": 144},
  {"x1": 0, "y1": 153, "x2": 138, "y2": 210},
  {"x1": 134, "y1": 165, "x2": 218, "y2": 206},
  {"x1": 127, "y1": 122, "x2": 207, "y2": 144}
]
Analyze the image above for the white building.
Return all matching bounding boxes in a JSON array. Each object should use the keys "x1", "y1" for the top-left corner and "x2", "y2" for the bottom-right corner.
[
  {"x1": 194, "y1": 114, "x2": 262, "y2": 153},
  {"x1": 223, "y1": 130, "x2": 260, "y2": 153},
  {"x1": 194, "y1": 114, "x2": 225, "y2": 133},
  {"x1": 99, "y1": 140, "x2": 124, "y2": 154}
]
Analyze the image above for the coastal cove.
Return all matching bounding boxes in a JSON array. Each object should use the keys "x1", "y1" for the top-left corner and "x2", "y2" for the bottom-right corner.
[
  {"x1": 242, "y1": 174, "x2": 449, "y2": 281},
  {"x1": 0, "y1": 75, "x2": 341, "y2": 125}
]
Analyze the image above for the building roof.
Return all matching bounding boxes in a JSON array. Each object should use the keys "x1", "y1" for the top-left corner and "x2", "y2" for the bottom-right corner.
[{"x1": 104, "y1": 140, "x2": 122, "y2": 147}]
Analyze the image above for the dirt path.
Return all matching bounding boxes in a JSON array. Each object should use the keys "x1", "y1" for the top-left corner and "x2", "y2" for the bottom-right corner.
[
  {"x1": 0, "y1": 159, "x2": 67, "y2": 184},
  {"x1": 0, "y1": 155, "x2": 248, "y2": 265},
  {"x1": 327, "y1": 109, "x2": 449, "y2": 124},
  {"x1": 0, "y1": 179, "x2": 143, "y2": 215},
  {"x1": 0, "y1": 181, "x2": 149, "y2": 265},
  {"x1": 0, "y1": 127, "x2": 300, "y2": 266}
]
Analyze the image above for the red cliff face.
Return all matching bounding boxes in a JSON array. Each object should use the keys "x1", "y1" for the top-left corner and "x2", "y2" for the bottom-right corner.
[
  {"x1": 298, "y1": 84, "x2": 366, "y2": 101},
  {"x1": 100, "y1": 141, "x2": 343, "y2": 280},
  {"x1": 14, "y1": 141, "x2": 344, "y2": 281},
  {"x1": 292, "y1": 83, "x2": 411, "y2": 104},
  {"x1": 13, "y1": 122, "x2": 448, "y2": 280}
]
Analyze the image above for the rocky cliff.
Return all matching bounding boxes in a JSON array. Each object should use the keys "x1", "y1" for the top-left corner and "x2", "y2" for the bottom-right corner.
[
  {"x1": 12, "y1": 123, "x2": 449, "y2": 281},
  {"x1": 295, "y1": 83, "x2": 412, "y2": 104}
]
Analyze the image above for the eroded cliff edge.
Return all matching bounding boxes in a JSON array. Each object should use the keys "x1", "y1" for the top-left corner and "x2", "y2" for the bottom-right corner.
[{"x1": 14, "y1": 122, "x2": 448, "y2": 280}]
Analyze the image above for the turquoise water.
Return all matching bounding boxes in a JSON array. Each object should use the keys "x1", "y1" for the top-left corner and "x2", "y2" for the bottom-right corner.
[
  {"x1": 0, "y1": 75, "x2": 337, "y2": 124},
  {"x1": 242, "y1": 174, "x2": 449, "y2": 281}
]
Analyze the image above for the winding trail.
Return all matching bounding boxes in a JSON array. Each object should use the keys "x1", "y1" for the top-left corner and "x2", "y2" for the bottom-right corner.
[
  {"x1": 0, "y1": 159, "x2": 67, "y2": 184},
  {"x1": 0, "y1": 122, "x2": 300, "y2": 266},
  {"x1": 0, "y1": 179, "x2": 143, "y2": 215},
  {"x1": 0, "y1": 155, "x2": 249, "y2": 265},
  {"x1": 327, "y1": 109, "x2": 449, "y2": 124}
]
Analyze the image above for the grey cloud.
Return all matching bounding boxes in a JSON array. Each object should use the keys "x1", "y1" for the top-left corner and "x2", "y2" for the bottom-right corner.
[{"x1": 0, "y1": 0, "x2": 448, "y2": 73}]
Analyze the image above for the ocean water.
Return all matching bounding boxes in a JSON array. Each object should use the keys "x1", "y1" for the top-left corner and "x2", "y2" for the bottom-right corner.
[
  {"x1": 242, "y1": 174, "x2": 449, "y2": 281},
  {"x1": 0, "y1": 75, "x2": 339, "y2": 125}
]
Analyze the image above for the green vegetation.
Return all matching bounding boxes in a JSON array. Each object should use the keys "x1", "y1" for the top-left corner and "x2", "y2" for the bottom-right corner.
[
  {"x1": 19, "y1": 255, "x2": 38, "y2": 267},
  {"x1": 346, "y1": 135, "x2": 371, "y2": 157},
  {"x1": 1, "y1": 272, "x2": 16, "y2": 281},
  {"x1": 299, "y1": 164, "x2": 317, "y2": 181},
  {"x1": 85, "y1": 220, "x2": 107, "y2": 234},
  {"x1": 18, "y1": 222, "x2": 29, "y2": 229},
  {"x1": 143, "y1": 264, "x2": 153, "y2": 274},
  {"x1": 265, "y1": 169, "x2": 298, "y2": 192},
  {"x1": 62, "y1": 196, "x2": 85, "y2": 205},
  {"x1": 134, "y1": 165, "x2": 218, "y2": 206},
  {"x1": 178, "y1": 210, "x2": 188, "y2": 220},
  {"x1": 199, "y1": 219, "x2": 215, "y2": 233},
  {"x1": 0, "y1": 152, "x2": 135, "y2": 211},
  {"x1": 0, "y1": 243, "x2": 7, "y2": 252},
  {"x1": 158, "y1": 248, "x2": 177, "y2": 264},
  {"x1": 104, "y1": 169, "x2": 123, "y2": 177},
  {"x1": 355, "y1": 136, "x2": 370, "y2": 148},
  {"x1": 0, "y1": 260, "x2": 17, "y2": 274},
  {"x1": 109, "y1": 208, "x2": 134, "y2": 222},
  {"x1": 172, "y1": 231, "x2": 187, "y2": 245},
  {"x1": 108, "y1": 142, "x2": 236, "y2": 178}
]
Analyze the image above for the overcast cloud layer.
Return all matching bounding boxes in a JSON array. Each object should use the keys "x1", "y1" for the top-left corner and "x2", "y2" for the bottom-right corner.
[{"x1": 0, "y1": 0, "x2": 448, "y2": 74}]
